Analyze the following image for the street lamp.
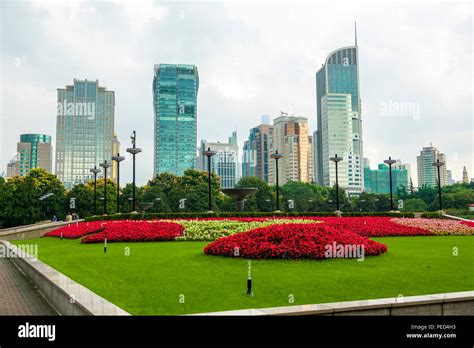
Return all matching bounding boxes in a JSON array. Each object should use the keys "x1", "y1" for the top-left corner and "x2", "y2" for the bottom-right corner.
[
  {"x1": 270, "y1": 150, "x2": 284, "y2": 211},
  {"x1": 89, "y1": 166, "x2": 101, "y2": 215},
  {"x1": 384, "y1": 156, "x2": 397, "y2": 211},
  {"x1": 126, "y1": 131, "x2": 142, "y2": 212},
  {"x1": 203, "y1": 147, "x2": 217, "y2": 212},
  {"x1": 112, "y1": 153, "x2": 125, "y2": 213},
  {"x1": 330, "y1": 154, "x2": 343, "y2": 212},
  {"x1": 99, "y1": 160, "x2": 112, "y2": 214},
  {"x1": 432, "y1": 159, "x2": 445, "y2": 211}
]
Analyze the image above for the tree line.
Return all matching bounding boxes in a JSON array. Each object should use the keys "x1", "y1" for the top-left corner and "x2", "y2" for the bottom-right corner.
[{"x1": 0, "y1": 168, "x2": 473, "y2": 228}]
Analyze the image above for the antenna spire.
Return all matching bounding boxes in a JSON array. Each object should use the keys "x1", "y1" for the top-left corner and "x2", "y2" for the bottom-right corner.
[{"x1": 354, "y1": 21, "x2": 358, "y2": 46}]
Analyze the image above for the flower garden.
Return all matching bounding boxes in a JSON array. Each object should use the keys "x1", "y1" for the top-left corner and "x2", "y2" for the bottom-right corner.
[
  {"x1": 44, "y1": 216, "x2": 474, "y2": 260},
  {"x1": 13, "y1": 215, "x2": 473, "y2": 315}
]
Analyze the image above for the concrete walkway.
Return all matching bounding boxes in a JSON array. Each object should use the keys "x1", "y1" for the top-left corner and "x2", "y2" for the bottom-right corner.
[{"x1": 0, "y1": 256, "x2": 57, "y2": 315}]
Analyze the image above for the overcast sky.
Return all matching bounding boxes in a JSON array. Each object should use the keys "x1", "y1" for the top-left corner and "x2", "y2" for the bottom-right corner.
[{"x1": 1, "y1": 0, "x2": 472, "y2": 186}]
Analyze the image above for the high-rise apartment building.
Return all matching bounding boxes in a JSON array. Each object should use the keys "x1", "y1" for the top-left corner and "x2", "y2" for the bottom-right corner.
[
  {"x1": 153, "y1": 64, "x2": 199, "y2": 176},
  {"x1": 17, "y1": 134, "x2": 52, "y2": 177},
  {"x1": 416, "y1": 145, "x2": 447, "y2": 188},
  {"x1": 55, "y1": 79, "x2": 115, "y2": 189},
  {"x1": 315, "y1": 38, "x2": 363, "y2": 195},
  {"x1": 242, "y1": 123, "x2": 273, "y2": 182},
  {"x1": 268, "y1": 115, "x2": 311, "y2": 185},
  {"x1": 198, "y1": 134, "x2": 239, "y2": 189}
]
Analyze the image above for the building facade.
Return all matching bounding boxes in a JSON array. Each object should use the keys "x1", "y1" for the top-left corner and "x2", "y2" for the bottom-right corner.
[
  {"x1": 17, "y1": 134, "x2": 52, "y2": 177},
  {"x1": 315, "y1": 43, "x2": 364, "y2": 195},
  {"x1": 364, "y1": 162, "x2": 408, "y2": 194},
  {"x1": 153, "y1": 64, "x2": 199, "y2": 176},
  {"x1": 268, "y1": 115, "x2": 311, "y2": 185},
  {"x1": 416, "y1": 145, "x2": 447, "y2": 188},
  {"x1": 242, "y1": 123, "x2": 273, "y2": 182},
  {"x1": 463, "y1": 166, "x2": 469, "y2": 184},
  {"x1": 198, "y1": 135, "x2": 239, "y2": 189},
  {"x1": 55, "y1": 79, "x2": 115, "y2": 189}
]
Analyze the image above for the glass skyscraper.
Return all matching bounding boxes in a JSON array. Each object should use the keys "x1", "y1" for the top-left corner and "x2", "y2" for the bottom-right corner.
[
  {"x1": 55, "y1": 79, "x2": 115, "y2": 189},
  {"x1": 242, "y1": 123, "x2": 273, "y2": 182},
  {"x1": 316, "y1": 43, "x2": 363, "y2": 195},
  {"x1": 17, "y1": 134, "x2": 52, "y2": 176},
  {"x1": 153, "y1": 64, "x2": 199, "y2": 176}
]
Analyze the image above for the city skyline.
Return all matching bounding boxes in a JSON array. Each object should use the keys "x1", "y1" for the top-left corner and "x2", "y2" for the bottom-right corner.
[{"x1": 1, "y1": 1, "x2": 472, "y2": 186}]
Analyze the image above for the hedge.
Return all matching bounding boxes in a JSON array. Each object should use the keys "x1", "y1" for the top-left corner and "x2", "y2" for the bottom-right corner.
[{"x1": 85, "y1": 211, "x2": 415, "y2": 222}]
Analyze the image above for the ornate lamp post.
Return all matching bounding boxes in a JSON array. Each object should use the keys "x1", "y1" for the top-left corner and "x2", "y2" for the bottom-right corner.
[
  {"x1": 330, "y1": 154, "x2": 343, "y2": 212},
  {"x1": 384, "y1": 156, "x2": 397, "y2": 211},
  {"x1": 270, "y1": 150, "x2": 284, "y2": 211},
  {"x1": 432, "y1": 159, "x2": 445, "y2": 211},
  {"x1": 99, "y1": 160, "x2": 112, "y2": 214},
  {"x1": 126, "y1": 131, "x2": 142, "y2": 212},
  {"x1": 111, "y1": 153, "x2": 125, "y2": 213},
  {"x1": 89, "y1": 166, "x2": 101, "y2": 215},
  {"x1": 202, "y1": 147, "x2": 217, "y2": 212}
]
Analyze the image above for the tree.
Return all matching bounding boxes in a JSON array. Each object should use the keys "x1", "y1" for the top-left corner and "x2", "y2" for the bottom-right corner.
[
  {"x1": 282, "y1": 181, "x2": 329, "y2": 212},
  {"x1": 67, "y1": 183, "x2": 94, "y2": 217},
  {"x1": 401, "y1": 198, "x2": 428, "y2": 212}
]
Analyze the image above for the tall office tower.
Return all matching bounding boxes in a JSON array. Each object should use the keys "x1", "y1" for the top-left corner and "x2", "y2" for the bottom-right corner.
[
  {"x1": 463, "y1": 166, "x2": 469, "y2": 184},
  {"x1": 17, "y1": 134, "x2": 52, "y2": 177},
  {"x1": 242, "y1": 124, "x2": 273, "y2": 182},
  {"x1": 153, "y1": 64, "x2": 199, "y2": 176},
  {"x1": 268, "y1": 115, "x2": 310, "y2": 185},
  {"x1": 416, "y1": 145, "x2": 447, "y2": 188},
  {"x1": 112, "y1": 132, "x2": 120, "y2": 183},
  {"x1": 198, "y1": 135, "x2": 239, "y2": 189},
  {"x1": 56, "y1": 79, "x2": 115, "y2": 189},
  {"x1": 315, "y1": 33, "x2": 363, "y2": 195}
]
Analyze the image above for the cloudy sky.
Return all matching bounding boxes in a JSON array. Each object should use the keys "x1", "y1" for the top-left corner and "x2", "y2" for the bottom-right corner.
[{"x1": 1, "y1": 0, "x2": 472, "y2": 186}]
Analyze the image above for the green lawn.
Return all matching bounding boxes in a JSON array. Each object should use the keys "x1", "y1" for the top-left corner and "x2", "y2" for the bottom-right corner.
[{"x1": 13, "y1": 236, "x2": 474, "y2": 315}]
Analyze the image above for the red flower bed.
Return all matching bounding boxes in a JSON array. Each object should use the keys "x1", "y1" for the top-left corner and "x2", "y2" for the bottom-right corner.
[
  {"x1": 204, "y1": 223, "x2": 387, "y2": 259},
  {"x1": 44, "y1": 221, "x2": 107, "y2": 239},
  {"x1": 81, "y1": 221, "x2": 184, "y2": 243},
  {"x1": 461, "y1": 220, "x2": 474, "y2": 228},
  {"x1": 316, "y1": 217, "x2": 434, "y2": 237}
]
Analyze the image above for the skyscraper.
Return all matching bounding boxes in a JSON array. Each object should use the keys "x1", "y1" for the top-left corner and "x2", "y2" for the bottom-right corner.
[
  {"x1": 416, "y1": 145, "x2": 447, "y2": 188},
  {"x1": 315, "y1": 32, "x2": 363, "y2": 195},
  {"x1": 198, "y1": 134, "x2": 239, "y2": 189},
  {"x1": 268, "y1": 115, "x2": 311, "y2": 185},
  {"x1": 242, "y1": 123, "x2": 273, "y2": 182},
  {"x1": 17, "y1": 134, "x2": 52, "y2": 176},
  {"x1": 153, "y1": 64, "x2": 199, "y2": 176},
  {"x1": 56, "y1": 79, "x2": 115, "y2": 189}
]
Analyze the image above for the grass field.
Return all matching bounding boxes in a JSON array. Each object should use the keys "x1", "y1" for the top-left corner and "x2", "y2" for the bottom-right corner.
[{"x1": 13, "y1": 236, "x2": 474, "y2": 315}]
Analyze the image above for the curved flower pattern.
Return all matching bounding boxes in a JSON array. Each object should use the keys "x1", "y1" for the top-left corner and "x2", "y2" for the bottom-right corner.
[
  {"x1": 392, "y1": 218, "x2": 474, "y2": 235},
  {"x1": 204, "y1": 223, "x2": 387, "y2": 259},
  {"x1": 44, "y1": 221, "x2": 107, "y2": 239}
]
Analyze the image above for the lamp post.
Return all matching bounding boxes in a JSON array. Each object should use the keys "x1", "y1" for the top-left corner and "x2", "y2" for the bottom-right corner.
[
  {"x1": 99, "y1": 160, "x2": 112, "y2": 214},
  {"x1": 432, "y1": 159, "x2": 445, "y2": 211},
  {"x1": 330, "y1": 154, "x2": 343, "y2": 212},
  {"x1": 270, "y1": 150, "x2": 284, "y2": 211},
  {"x1": 111, "y1": 153, "x2": 125, "y2": 213},
  {"x1": 384, "y1": 156, "x2": 397, "y2": 211},
  {"x1": 203, "y1": 147, "x2": 217, "y2": 212},
  {"x1": 126, "y1": 131, "x2": 142, "y2": 212},
  {"x1": 89, "y1": 166, "x2": 101, "y2": 215}
]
